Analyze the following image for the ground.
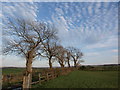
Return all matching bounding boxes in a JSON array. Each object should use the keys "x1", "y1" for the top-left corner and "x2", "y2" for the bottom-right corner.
[{"x1": 33, "y1": 70, "x2": 118, "y2": 88}]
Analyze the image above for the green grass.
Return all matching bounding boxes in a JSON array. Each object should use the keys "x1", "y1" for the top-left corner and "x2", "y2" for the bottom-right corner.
[
  {"x1": 2, "y1": 68, "x2": 44, "y2": 75},
  {"x1": 2, "y1": 68, "x2": 25, "y2": 75},
  {"x1": 2, "y1": 68, "x2": 44, "y2": 89},
  {"x1": 33, "y1": 70, "x2": 118, "y2": 88}
]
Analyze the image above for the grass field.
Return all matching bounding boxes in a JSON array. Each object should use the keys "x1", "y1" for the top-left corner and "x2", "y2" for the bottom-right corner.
[
  {"x1": 33, "y1": 70, "x2": 118, "y2": 88},
  {"x1": 2, "y1": 68, "x2": 45, "y2": 75},
  {"x1": 2, "y1": 68, "x2": 25, "y2": 75}
]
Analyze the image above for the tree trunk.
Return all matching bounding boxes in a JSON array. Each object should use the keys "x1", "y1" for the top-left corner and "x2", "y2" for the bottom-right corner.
[
  {"x1": 49, "y1": 56, "x2": 53, "y2": 69},
  {"x1": 23, "y1": 51, "x2": 33, "y2": 89},
  {"x1": 67, "y1": 59, "x2": 70, "y2": 67},
  {"x1": 60, "y1": 62, "x2": 64, "y2": 68},
  {"x1": 74, "y1": 59, "x2": 77, "y2": 68},
  {"x1": 58, "y1": 60, "x2": 64, "y2": 68},
  {"x1": 61, "y1": 64, "x2": 64, "y2": 68}
]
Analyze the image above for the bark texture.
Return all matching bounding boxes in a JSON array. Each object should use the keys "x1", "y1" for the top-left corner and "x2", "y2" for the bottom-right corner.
[
  {"x1": 67, "y1": 60, "x2": 70, "y2": 67},
  {"x1": 23, "y1": 51, "x2": 33, "y2": 89},
  {"x1": 49, "y1": 56, "x2": 53, "y2": 69}
]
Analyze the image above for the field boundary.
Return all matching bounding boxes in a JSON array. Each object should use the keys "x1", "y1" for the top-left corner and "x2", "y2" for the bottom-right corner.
[{"x1": 2, "y1": 67, "x2": 76, "y2": 89}]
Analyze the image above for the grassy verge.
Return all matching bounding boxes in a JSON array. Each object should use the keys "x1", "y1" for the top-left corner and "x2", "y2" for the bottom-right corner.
[{"x1": 32, "y1": 70, "x2": 118, "y2": 88}]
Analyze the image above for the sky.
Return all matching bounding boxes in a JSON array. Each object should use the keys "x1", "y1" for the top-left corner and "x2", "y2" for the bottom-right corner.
[{"x1": 0, "y1": 1, "x2": 119, "y2": 67}]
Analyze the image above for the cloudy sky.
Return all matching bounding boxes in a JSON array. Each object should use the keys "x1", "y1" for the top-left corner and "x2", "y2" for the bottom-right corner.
[{"x1": 1, "y1": 1, "x2": 118, "y2": 67}]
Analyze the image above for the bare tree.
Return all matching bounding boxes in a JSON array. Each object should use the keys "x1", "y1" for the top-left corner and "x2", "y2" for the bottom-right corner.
[
  {"x1": 65, "y1": 49, "x2": 71, "y2": 67},
  {"x1": 3, "y1": 19, "x2": 57, "y2": 89},
  {"x1": 40, "y1": 28, "x2": 59, "y2": 69},
  {"x1": 68, "y1": 47, "x2": 83, "y2": 68},
  {"x1": 54, "y1": 45, "x2": 66, "y2": 68},
  {"x1": 76, "y1": 60, "x2": 84, "y2": 67}
]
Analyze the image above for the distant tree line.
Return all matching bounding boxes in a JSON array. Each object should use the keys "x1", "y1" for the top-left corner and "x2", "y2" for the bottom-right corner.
[
  {"x1": 3, "y1": 19, "x2": 84, "y2": 89},
  {"x1": 79, "y1": 65, "x2": 119, "y2": 71}
]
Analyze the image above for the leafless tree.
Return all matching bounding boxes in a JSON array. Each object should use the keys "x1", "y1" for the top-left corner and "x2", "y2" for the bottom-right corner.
[
  {"x1": 76, "y1": 60, "x2": 84, "y2": 67},
  {"x1": 40, "y1": 30, "x2": 59, "y2": 69},
  {"x1": 64, "y1": 49, "x2": 71, "y2": 67},
  {"x1": 3, "y1": 19, "x2": 58, "y2": 89},
  {"x1": 54, "y1": 45, "x2": 66, "y2": 68},
  {"x1": 68, "y1": 47, "x2": 83, "y2": 68}
]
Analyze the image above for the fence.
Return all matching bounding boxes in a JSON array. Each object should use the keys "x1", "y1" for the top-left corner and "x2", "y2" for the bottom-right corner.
[
  {"x1": 2, "y1": 67, "x2": 76, "y2": 89},
  {"x1": 31, "y1": 67, "x2": 75, "y2": 85},
  {"x1": 2, "y1": 74, "x2": 23, "y2": 89}
]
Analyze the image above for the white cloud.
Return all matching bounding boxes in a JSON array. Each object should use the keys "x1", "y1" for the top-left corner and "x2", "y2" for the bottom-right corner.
[
  {"x1": 85, "y1": 36, "x2": 118, "y2": 49},
  {"x1": 1, "y1": 2, "x2": 118, "y2": 67},
  {"x1": 88, "y1": 4, "x2": 93, "y2": 16},
  {"x1": 111, "y1": 49, "x2": 118, "y2": 53},
  {"x1": 51, "y1": 2, "x2": 118, "y2": 49},
  {"x1": 2, "y1": 2, "x2": 39, "y2": 67},
  {"x1": 2, "y1": 2, "x2": 38, "y2": 23},
  {"x1": 2, "y1": 55, "x2": 26, "y2": 67},
  {"x1": 83, "y1": 52, "x2": 118, "y2": 65},
  {"x1": 95, "y1": 2, "x2": 101, "y2": 13},
  {"x1": 55, "y1": 8, "x2": 64, "y2": 16},
  {"x1": 86, "y1": 52, "x2": 100, "y2": 57},
  {"x1": 0, "y1": 13, "x2": 2, "y2": 18}
]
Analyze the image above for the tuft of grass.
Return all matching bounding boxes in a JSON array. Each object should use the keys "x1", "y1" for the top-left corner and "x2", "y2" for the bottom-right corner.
[{"x1": 33, "y1": 70, "x2": 118, "y2": 88}]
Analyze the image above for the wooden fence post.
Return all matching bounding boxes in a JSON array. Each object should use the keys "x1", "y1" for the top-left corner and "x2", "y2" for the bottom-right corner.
[
  {"x1": 51, "y1": 72, "x2": 54, "y2": 79},
  {"x1": 7, "y1": 74, "x2": 11, "y2": 84},
  {"x1": 46, "y1": 73, "x2": 49, "y2": 81},
  {"x1": 0, "y1": 75, "x2": 3, "y2": 86},
  {"x1": 38, "y1": 73, "x2": 41, "y2": 84}
]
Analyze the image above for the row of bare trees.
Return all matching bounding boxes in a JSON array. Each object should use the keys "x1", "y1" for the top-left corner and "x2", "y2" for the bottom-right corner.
[{"x1": 3, "y1": 19, "x2": 83, "y2": 89}]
